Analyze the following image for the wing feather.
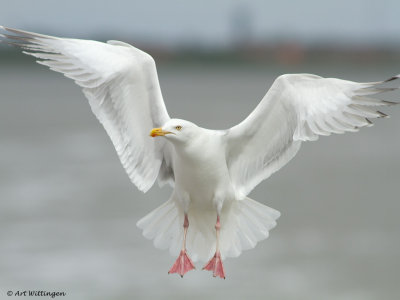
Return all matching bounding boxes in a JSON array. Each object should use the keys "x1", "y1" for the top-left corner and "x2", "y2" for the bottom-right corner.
[
  {"x1": 1, "y1": 26, "x2": 173, "y2": 192},
  {"x1": 226, "y1": 73, "x2": 399, "y2": 198}
]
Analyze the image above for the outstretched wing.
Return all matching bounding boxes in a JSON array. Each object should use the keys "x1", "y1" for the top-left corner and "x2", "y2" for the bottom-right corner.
[
  {"x1": 1, "y1": 26, "x2": 172, "y2": 192},
  {"x1": 226, "y1": 73, "x2": 399, "y2": 199}
]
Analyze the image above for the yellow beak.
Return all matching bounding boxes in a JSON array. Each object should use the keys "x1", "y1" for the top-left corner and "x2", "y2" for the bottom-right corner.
[{"x1": 149, "y1": 127, "x2": 172, "y2": 137}]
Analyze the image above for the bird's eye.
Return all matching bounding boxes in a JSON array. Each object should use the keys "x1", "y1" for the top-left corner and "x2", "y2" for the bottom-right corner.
[{"x1": 175, "y1": 125, "x2": 182, "y2": 131}]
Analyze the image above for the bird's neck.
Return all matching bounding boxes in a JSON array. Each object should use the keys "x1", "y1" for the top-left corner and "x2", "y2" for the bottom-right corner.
[{"x1": 172, "y1": 132, "x2": 223, "y2": 164}]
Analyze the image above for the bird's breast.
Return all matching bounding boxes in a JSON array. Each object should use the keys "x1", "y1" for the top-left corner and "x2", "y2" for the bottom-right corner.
[{"x1": 172, "y1": 137, "x2": 235, "y2": 207}]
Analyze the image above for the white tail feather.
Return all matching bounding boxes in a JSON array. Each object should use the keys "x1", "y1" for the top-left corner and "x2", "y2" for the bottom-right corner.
[
  {"x1": 220, "y1": 197, "x2": 280, "y2": 259},
  {"x1": 137, "y1": 197, "x2": 280, "y2": 262}
]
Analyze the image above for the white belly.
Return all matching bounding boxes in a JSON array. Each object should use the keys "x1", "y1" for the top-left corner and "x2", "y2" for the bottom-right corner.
[{"x1": 172, "y1": 136, "x2": 235, "y2": 212}]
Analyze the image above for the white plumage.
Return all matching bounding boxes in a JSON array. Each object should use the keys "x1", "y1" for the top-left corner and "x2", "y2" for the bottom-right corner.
[{"x1": 1, "y1": 26, "x2": 398, "y2": 277}]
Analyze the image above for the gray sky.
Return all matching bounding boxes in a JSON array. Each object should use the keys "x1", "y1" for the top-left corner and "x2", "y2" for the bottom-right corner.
[{"x1": 2, "y1": 0, "x2": 400, "y2": 48}]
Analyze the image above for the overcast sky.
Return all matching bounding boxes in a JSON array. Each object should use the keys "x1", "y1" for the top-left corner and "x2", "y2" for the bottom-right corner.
[{"x1": 2, "y1": 0, "x2": 400, "y2": 48}]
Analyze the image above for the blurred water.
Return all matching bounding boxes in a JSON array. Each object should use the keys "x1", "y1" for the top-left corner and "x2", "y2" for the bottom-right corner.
[{"x1": 0, "y1": 62, "x2": 399, "y2": 300}]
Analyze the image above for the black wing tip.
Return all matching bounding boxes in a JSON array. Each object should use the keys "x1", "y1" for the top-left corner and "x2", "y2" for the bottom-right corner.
[
  {"x1": 381, "y1": 75, "x2": 400, "y2": 107},
  {"x1": 384, "y1": 75, "x2": 400, "y2": 83},
  {"x1": 382, "y1": 100, "x2": 399, "y2": 106},
  {"x1": 377, "y1": 111, "x2": 389, "y2": 118}
]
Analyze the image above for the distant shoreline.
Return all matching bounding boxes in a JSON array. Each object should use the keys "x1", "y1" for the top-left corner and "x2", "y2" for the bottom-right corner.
[{"x1": 1, "y1": 46, "x2": 399, "y2": 67}]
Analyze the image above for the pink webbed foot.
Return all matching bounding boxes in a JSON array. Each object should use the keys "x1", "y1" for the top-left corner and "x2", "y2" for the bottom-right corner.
[
  {"x1": 203, "y1": 251, "x2": 225, "y2": 279},
  {"x1": 168, "y1": 250, "x2": 195, "y2": 277}
]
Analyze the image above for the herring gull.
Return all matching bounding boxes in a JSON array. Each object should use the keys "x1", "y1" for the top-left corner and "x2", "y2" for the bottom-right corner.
[{"x1": 1, "y1": 26, "x2": 398, "y2": 279}]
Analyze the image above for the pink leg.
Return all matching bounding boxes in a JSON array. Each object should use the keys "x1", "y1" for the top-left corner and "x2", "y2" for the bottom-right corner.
[
  {"x1": 168, "y1": 214, "x2": 195, "y2": 277},
  {"x1": 202, "y1": 215, "x2": 226, "y2": 279}
]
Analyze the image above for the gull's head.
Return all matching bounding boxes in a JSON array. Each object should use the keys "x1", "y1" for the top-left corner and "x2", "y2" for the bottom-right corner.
[{"x1": 150, "y1": 119, "x2": 199, "y2": 144}]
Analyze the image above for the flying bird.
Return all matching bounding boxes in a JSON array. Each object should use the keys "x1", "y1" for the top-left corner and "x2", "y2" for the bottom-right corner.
[{"x1": 1, "y1": 26, "x2": 398, "y2": 279}]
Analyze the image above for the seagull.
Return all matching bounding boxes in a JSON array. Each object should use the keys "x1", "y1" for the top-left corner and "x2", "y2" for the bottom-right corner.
[{"x1": 1, "y1": 26, "x2": 398, "y2": 279}]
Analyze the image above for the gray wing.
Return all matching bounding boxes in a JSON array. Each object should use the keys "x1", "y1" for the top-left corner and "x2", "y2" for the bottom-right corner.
[
  {"x1": 226, "y1": 73, "x2": 399, "y2": 199},
  {"x1": 1, "y1": 26, "x2": 174, "y2": 192}
]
